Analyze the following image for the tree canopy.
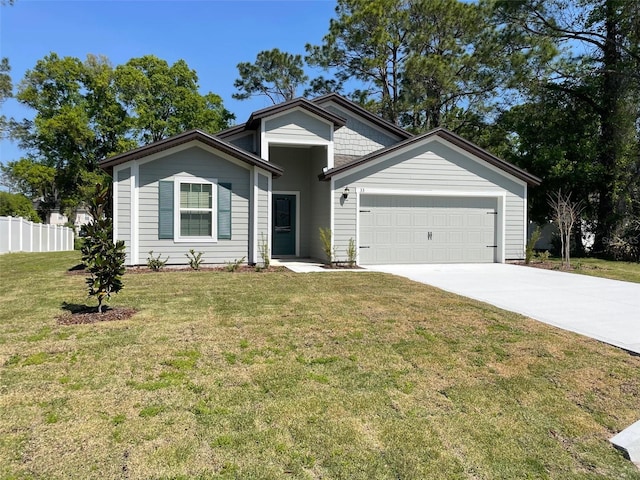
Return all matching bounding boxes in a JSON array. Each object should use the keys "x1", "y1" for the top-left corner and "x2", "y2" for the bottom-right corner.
[
  {"x1": 233, "y1": 49, "x2": 308, "y2": 104},
  {"x1": 4, "y1": 53, "x2": 234, "y2": 219}
]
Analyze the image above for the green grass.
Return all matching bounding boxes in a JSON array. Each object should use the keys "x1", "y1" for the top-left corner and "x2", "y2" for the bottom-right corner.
[
  {"x1": 1, "y1": 251, "x2": 640, "y2": 479},
  {"x1": 544, "y1": 257, "x2": 640, "y2": 283}
]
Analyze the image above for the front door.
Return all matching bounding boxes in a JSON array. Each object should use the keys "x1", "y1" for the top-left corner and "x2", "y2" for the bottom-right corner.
[{"x1": 272, "y1": 194, "x2": 296, "y2": 256}]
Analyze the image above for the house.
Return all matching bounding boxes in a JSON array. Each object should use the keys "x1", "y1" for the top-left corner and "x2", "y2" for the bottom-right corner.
[{"x1": 99, "y1": 94, "x2": 541, "y2": 266}]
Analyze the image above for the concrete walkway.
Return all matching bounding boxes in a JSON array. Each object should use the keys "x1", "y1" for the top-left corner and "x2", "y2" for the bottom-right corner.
[{"x1": 365, "y1": 263, "x2": 640, "y2": 354}]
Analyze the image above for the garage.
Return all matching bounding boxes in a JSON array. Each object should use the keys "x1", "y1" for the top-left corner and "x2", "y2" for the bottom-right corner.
[{"x1": 358, "y1": 195, "x2": 498, "y2": 264}]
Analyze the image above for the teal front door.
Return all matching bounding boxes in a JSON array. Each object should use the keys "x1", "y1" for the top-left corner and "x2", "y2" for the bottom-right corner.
[{"x1": 272, "y1": 194, "x2": 296, "y2": 256}]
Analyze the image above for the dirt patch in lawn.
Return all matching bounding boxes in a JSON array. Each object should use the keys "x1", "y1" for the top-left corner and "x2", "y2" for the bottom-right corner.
[{"x1": 57, "y1": 305, "x2": 137, "y2": 325}]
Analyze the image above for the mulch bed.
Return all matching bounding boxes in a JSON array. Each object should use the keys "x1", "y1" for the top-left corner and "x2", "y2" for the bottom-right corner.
[
  {"x1": 57, "y1": 307, "x2": 137, "y2": 325},
  {"x1": 66, "y1": 264, "x2": 287, "y2": 275},
  {"x1": 511, "y1": 260, "x2": 599, "y2": 272}
]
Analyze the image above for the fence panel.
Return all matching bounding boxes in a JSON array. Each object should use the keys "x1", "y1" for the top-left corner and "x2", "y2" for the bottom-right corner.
[{"x1": 0, "y1": 216, "x2": 75, "y2": 254}]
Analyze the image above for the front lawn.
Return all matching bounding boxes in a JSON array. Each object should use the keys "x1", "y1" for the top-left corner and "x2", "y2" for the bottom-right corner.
[
  {"x1": 558, "y1": 257, "x2": 640, "y2": 284},
  {"x1": 1, "y1": 252, "x2": 639, "y2": 479}
]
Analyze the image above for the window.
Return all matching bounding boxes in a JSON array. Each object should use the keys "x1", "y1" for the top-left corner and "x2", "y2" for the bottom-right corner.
[
  {"x1": 158, "y1": 177, "x2": 231, "y2": 242},
  {"x1": 180, "y1": 183, "x2": 212, "y2": 237}
]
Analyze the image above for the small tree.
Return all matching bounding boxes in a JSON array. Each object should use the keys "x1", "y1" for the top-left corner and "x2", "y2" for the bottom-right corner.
[
  {"x1": 548, "y1": 190, "x2": 584, "y2": 269},
  {"x1": 318, "y1": 227, "x2": 335, "y2": 266},
  {"x1": 81, "y1": 182, "x2": 125, "y2": 313}
]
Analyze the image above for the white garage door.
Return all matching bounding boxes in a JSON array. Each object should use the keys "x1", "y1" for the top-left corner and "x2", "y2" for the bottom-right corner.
[{"x1": 359, "y1": 195, "x2": 498, "y2": 264}]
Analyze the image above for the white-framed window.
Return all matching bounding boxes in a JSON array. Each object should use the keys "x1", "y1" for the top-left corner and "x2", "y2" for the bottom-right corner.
[
  {"x1": 158, "y1": 176, "x2": 232, "y2": 243},
  {"x1": 174, "y1": 177, "x2": 216, "y2": 242}
]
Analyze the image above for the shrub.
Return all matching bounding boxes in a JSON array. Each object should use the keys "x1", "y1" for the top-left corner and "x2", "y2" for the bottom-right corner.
[
  {"x1": 608, "y1": 219, "x2": 640, "y2": 262},
  {"x1": 258, "y1": 232, "x2": 270, "y2": 269},
  {"x1": 185, "y1": 249, "x2": 204, "y2": 270},
  {"x1": 225, "y1": 256, "x2": 246, "y2": 272},
  {"x1": 0, "y1": 191, "x2": 41, "y2": 222},
  {"x1": 319, "y1": 227, "x2": 335, "y2": 266},
  {"x1": 347, "y1": 238, "x2": 356, "y2": 267},
  {"x1": 147, "y1": 251, "x2": 168, "y2": 271},
  {"x1": 536, "y1": 250, "x2": 551, "y2": 263},
  {"x1": 525, "y1": 226, "x2": 542, "y2": 264},
  {"x1": 81, "y1": 182, "x2": 125, "y2": 313}
]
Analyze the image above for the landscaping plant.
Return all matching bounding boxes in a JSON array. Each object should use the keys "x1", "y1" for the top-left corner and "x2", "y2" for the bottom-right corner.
[
  {"x1": 225, "y1": 256, "x2": 246, "y2": 272},
  {"x1": 347, "y1": 237, "x2": 356, "y2": 267},
  {"x1": 525, "y1": 226, "x2": 542, "y2": 264},
  {"x1": 548, "y1": 190, "x2": 584, "y2": 269},
  {"x1": 258, "y1": 232, "x2": 270, "y2": 269},
  {"x1": 147, "y1": 251, "x2": 168, "y2": 271},
  {"x1": 319, "y1": 227, "x2": 335, "y2": 266},
  {"x1": 81, "y1": 182, "x2": 126, "y2": 313},
  {"x1": 185, "y1": 249, "x2": 204, "y2": 270}
]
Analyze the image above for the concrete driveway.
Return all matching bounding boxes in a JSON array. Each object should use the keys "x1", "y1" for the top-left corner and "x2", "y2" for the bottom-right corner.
[{"x1": 366, "y1": 263, "x2": 640, "y2": 354}]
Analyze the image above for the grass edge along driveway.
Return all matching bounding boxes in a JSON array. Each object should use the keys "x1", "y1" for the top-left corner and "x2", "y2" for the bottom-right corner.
[{"x1": 1, "y1": 251, "x2": 639, "y2": 479}]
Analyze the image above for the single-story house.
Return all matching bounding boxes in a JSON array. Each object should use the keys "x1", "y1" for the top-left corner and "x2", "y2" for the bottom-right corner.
[{"x1": 99, "y1": 93, "x2": 541, "y2": 266}]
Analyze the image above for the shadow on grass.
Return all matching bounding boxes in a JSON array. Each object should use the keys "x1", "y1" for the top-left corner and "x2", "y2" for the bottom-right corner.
[{"x1": 61, "y1": 302, "x2": 102, "y2": 315}]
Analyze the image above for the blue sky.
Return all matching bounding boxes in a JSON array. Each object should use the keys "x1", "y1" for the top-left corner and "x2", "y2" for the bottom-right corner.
[{"x1": 0, "y1": 0, "x2": 338, "y2": 166}]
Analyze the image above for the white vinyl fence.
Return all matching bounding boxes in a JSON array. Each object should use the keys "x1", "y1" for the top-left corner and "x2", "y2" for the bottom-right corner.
[{"x1": 0, "y1": 216, "x2": 75, "y2": 254}]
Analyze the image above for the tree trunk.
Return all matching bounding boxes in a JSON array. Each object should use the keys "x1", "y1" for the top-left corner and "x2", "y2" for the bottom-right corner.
[{"x1": 593, "y1": 0, "x2": 625, "y2": 254}]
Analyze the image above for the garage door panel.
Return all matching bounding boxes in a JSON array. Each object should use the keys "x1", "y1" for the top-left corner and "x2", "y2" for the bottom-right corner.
[{"x1": 359, "y1": 195, "x2": 497, "y2": 264}]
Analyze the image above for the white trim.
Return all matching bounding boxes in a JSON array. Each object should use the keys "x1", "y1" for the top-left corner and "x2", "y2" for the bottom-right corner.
[
  {"x1": 327, "y1": 129, "x2": 335, "y2": 169},
  {"x1": 523, "y1": 184, "x2": 528, "y2": 259},
  {"x1": 267, "y1": 175, "x2": 273, "y2": 260},
  {"x1": 331, "y1": 136, "x2": 528, "y2": 188},
  {"x1": 357, "y1": 189, "x2": 507, "y2": 264},
  {"x1": 263, "y1": 105, "x2": 336, "y2": 128},
  {"x1": 356, "y1": 187, "x2": 504, "y2": 198},
  {"x1": 330, "y1": 178, "x2": 335, "y2": 254},
  {"x1": 112, "y1": 165, "x2": 120, "y2": 242},
  {"x1": 173, "y1": 175, "x2": 218, "y2": 244},
  {"x1": 131, "y1": 161, "x2": 139, "y2": 265},
  {"x1": 265, "y1": 137, "x2": 330, "y2": 146},
  {"x1": 355, "y1": 190, "x2": 361, "y2": 264},
  {"x1": 260, "y1": 119, "x2": 268, "y2": 161},
  {"x1": 252, "y1": 168, "x2": 259, "y2": 264},
  {"x1": 272, "y1": 190, "x2": 300, "y2": 256}
]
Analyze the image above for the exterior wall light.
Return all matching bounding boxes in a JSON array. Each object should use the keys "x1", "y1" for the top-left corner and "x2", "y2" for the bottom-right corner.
[{"x1": 343, "y1": 186, "x2": 350, "y2": 199}]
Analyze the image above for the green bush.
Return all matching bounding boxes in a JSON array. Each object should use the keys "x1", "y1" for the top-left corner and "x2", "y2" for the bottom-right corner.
[
  {"x1": 319, "y1": 227, "x2": 335, "y2": 266},
  {"x1": 185, "y1": 249, "x2": 204, "y2": 270},
  {"x1": 258, "y1": 232, "x2": 270, "y2": 269},
  {"x1": 147, "y1": 251, "x2": 168, "y2": 271},
  {"x1": 81, "y1": 182, "x2": 125, "y2": 313},
  {"x1": 347, "y1": 238, "x2": 356, "y2": 267},
  {"x1": 0, "y1": 191, "x2": 41, "y2": 222},
  {"x1": 225, "y1": 256, "x2": 246, "y2": 272},
  {"x1": 525, "y1": 226, "x2": 542, "y2": 264}
]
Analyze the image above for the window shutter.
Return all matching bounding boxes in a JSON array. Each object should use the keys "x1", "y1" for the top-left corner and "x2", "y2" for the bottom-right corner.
[
  {"x1": 158, "y1": 181, "x2": 174, "y2": 239},
  {"x1": 218, "y1": 183, "x2": 232, "y2": 240}
]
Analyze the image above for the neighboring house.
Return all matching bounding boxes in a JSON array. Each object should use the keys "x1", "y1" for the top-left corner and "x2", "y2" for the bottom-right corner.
[
  {"x1": 99, "y1": 94, "x2": 541, "y2": 266},
  {"x1": 47, "y1": 207, "x2": 91, "y2": 229}
]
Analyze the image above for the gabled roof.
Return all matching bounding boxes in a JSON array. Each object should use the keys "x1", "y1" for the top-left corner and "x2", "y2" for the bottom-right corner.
[
  {"x1": 99, "y1": 129, "x2": 284, "y2": 177},
  {"x1": 319, "y1": 127, "x2": 542, "y2": 186},
  {"x1": 245, "y1": 97, "x2": 347, "y2": 130},
  {"x1": 312, "y1": 93, "x2": 412, "y2": 140}
]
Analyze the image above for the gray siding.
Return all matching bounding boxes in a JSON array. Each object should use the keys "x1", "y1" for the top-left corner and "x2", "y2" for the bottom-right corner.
[
  {"x1": 265, "y1": 110, "x2": 331, "y2": 144},
  {"x1": 308, "y1": 148, "x2": 331, "y2": 261},
  {"x1": 270, "y1": 146, "x2": 311, "y2": 257},
  {"x1": 227, "y1": 132, "x2": 256, "y2": 153},
  {"x1": 270, "y1": 145, "x2": 329, "y2": 258},
  {"x1": 324, "y1": 103, "x2": 401, "y2": 157},
  {"x1": 137, "y1": 146, "x2": 251, "y2": 265},
  {"x1": 257, "y1": 173, "x2": 269, "y2": 264},
  {"x1": 333, "y1": 140, "x2": 527, "y2": 261},
  {"x1": 115, "y1": 168, "x2": 132, "y2": 265}
]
